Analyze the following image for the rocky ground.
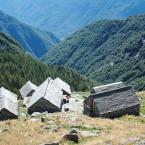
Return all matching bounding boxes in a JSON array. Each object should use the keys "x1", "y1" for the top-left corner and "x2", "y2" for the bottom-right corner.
[{"x1": 0, "y1": 92, "x2": 145, "y2": 145}]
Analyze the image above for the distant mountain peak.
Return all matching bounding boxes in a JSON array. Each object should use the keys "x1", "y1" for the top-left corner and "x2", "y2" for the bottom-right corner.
[{"x1": 0, "y1": 10, "x2": 60, "y2": 57}]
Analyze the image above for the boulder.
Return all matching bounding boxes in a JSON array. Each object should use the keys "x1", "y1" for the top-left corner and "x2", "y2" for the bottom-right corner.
[
  {"x1": 63, "y1": 129, "x2": 79, "y2": 143},
  {"x1": 41, "y1": 117, "x2": 46, "y2": 122},
  {"x1": 31, "y1": 112, "x2": 41, "y2": 117},
  {"x1": 70, "y1": 128, "x2": 78, "y2": 134},
  {"x1": 63, "y1": 133, "x2": 79, "y2": 143}
]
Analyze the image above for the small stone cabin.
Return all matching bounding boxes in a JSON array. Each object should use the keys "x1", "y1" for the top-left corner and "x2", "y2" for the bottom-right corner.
[
  {"x1": 27, "y1": 78, "x2": 63, "y2": 114},
  {"x1": 84, "y1": 83, "x2": 140, "y2": 118},
  {"x1": 54, "y1": 77, "x2": 71, "y2": 96},
  {"x1": 19, "y1": 81, "x2": 38, "y2": 99},
  {"x1": 0, "y1": 87, "x2": 18, "y2": 120}
]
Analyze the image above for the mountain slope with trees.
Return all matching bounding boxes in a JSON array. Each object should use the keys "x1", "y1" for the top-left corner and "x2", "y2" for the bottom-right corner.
[
  {"x1": 0, "y1": 11, "x2": 59, "y2": 58},
  {"x1": 0, "y1": 32, "x2": 94, "y2": 95},
  {"x1": 0, "y1": 0, "x2": 145, "y2": 38},
  {"x1": 42, "y1": 14, "x2": 145, "y2": 91}
]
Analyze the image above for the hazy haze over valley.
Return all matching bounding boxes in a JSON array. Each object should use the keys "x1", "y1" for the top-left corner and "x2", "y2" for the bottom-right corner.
[{"x1": 1, "y1": 0, "x2": 145, "y2": 38}]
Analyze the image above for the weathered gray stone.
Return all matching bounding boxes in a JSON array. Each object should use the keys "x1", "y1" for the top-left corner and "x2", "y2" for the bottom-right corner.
[
  {"x1": 70, "y1": 128, "x2": 78, "y2": 134},
  {"x1": 42, "y1": 111, "x2": 49, "y2": 115},
  {"x1": 0, "y1": 129, "x2": 9, "y2": 133},
  {"x1": 47, "y1": 120, "x2": 55, "y2": 125},
  {"x1": 64, "y1": 108, "x2": 69, "y2": 112},
  {"x1": 80, "y1": 130, "x2": 99, "y2": 137},
  {"x1": 30, "y1": 118, "x2": 40, "y2": 122},
  {"x1": 62, "y1": 97, "x2": 83, "y2": 113},
  {"x1": 41, "y1": 117, "x2": 46, "y2": 122},
  {"x1": 134, "y1": 140, "x2": 145, "y2": 145},
  {"x1": 40, "y1": 142, "x2": 59, "y2": 145},
  {"x1": 63, "y1": 133, "x2": 79, "y2": 143},
  {"x1": 52, "y1": 126, "x2": 61, "y2": 132},
  {"x1": 31, "y1": 112, "x2": 41, "y2": 117}
]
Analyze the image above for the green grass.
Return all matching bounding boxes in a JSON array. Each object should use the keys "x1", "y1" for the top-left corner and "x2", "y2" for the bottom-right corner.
[{"x1": 137, "y1": 92, "x2": 145, "y2": 115}]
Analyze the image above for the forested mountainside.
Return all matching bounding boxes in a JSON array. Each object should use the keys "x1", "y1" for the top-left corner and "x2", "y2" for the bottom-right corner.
[
  {"x1": 0, "y1": 32, "x2": 94, "y2": 95},
  {"x1": 0, "y1": 0, "x2": 145, "y2": 38},
  {"x1": 0, "y1": 11, "x2": 59, "y2": 58},
  {"x1": 42, "y1": 14, "x2": 145, "y2": 91}
]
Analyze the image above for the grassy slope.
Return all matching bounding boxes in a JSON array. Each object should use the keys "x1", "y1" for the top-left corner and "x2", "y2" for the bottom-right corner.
[
  {"x1": 42, "y1": 14, "x2": 145, "y2": 91},
  {"x1": 0, "y1": 32, "x2": 94, "y2": 95},
  {"x1": 137, "y1": 91, "x2": 145, "y2": 115},
  {"x1": 0, "y1": 91, "x2": 145, "y2": 145}
]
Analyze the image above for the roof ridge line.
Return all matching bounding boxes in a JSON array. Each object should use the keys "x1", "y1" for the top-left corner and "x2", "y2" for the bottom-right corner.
[{"x1": 91, "y1": 86, "x2": 133, "y2": 99}]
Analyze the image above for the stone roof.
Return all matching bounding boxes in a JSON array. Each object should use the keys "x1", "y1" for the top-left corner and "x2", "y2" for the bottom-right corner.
[
  {"x1": 19, "y1": 81, "x2": 38, "y2": 98},
  {"x1": 91, "y1": 82, "x2": 125, "y2": 94},
  {"x1": 0, "y1": 87, "x2": 17, "y2": 102},
  {"x1": 92, "y1": 86, "x2": 140, "y2": 115},
  {"x1": 27, "y1": 78, "x2": 63, "y2": 110},
  {"x1": 0, "y1": 87, "x2": 18, "y2": 118},
  {"x1": 0, "y1": 98, "x2": 18, "y2": 116},
  {"x1": 54, "y1": 77, "x2": 71, "y2": 95}
]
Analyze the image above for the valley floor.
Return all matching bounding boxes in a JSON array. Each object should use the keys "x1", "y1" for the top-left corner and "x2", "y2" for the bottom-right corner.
[{"x1": 0, "y1": 92, "x2": 145, "y2": 145}]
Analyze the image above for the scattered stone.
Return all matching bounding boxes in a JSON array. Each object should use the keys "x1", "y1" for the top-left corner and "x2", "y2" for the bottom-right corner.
[
  {"x1": 70, "y1": 128, "x2": 78, "y2": 134},
  {"x1": 128, "y1": 137, "x2": 140, "y2": 142},
  {"x1": 80, "y1": 130, "x2": 99, "y2": 137},
  {"x1": 0, "y1": 129, "x2": 9, "y2": 133},
  {"x1": 63, "y1": 128, "x2": 79, "y2": 143},
  {"x1": 62, "y1": 98, "x2": 82, "y2": 112},
  {"x1": 31, "y1": 112, "x2": 41, "y2": 117},
  {"x1": 41, "y1": 117, "x2": 46, "y2": 122},
  {"x1": 63, "y1": 133, "x2": 79, "y2": 143},
  {"x1": 42, "y1": 111, "x2": 48, "y2": 115},
  {"x1": 140, "y1": 114, "x2": 145, "y2": 118},
  {"x1": 30, "y1": 118, "x2": 40, "y2": 122},
  {"x1": 135, "y1": 140, "x2": 145, "y2": 145},
  {"x1": 43, "y1": 125, "x2": 61, "y2": 132},
  {"x1": 47, "y1": 120, "x2": 55, "y2": 125},
  {"x1": 64, "y1": 108, "x2": 69, "y2": 112},
  {"x1": 43, "y1": 125, "x2": 51, "y2": 130},
  {"x1": 52, "y1": 126, "x2": 61, "y2": 132},
  {"x1": 40, "y1": 142, "x2": 59, "y2": 145}
]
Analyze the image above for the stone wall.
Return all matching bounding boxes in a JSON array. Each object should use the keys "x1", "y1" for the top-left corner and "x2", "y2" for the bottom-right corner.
[{"x1": 94, "y1": 105, "x2": 140, "y2": 118}]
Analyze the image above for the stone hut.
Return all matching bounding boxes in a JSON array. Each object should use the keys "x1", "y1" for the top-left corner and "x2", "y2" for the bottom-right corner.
[
  {"x1": 19, "y1": 81, "x2": 38, "y2": 99},
  {"x1": 84, "y1": 83, "x2": 140, "y2": 118},
  {"x1": 27, "y1": 78, "x2": 63, "y2": 114},
  {"x1": 54, "y1": 77, "x2": 71, "y2": 96},
  {"x1": 0, "y1": 87, "x2": 18, "y2": 120}
]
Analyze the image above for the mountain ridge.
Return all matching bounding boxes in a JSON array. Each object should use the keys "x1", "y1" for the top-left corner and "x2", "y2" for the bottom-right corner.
[
  {"x1": 0, "y1": 32, "x2": 94, "y2": 95},
  {"x1": 0, "y1": 10, "x2": 59, "y2": 57},
  {"x1": 42, "y1": 14, "x2": 145, "y2": 91}
]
